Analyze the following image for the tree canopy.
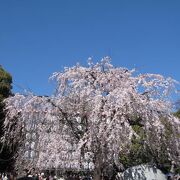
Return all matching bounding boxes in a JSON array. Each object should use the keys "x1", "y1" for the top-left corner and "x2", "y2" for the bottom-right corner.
[
  {"x1": 2, "y1": 58, "x2": 180, "y2": 179},
  {"x1": 0, "y1": 65, "x2": 12, "y2": 100},
  {"x1": 0, "y1": 65, "x2": 13, "y2": 172}
]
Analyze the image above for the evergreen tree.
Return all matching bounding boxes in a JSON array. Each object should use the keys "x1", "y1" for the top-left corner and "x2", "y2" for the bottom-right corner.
[{"x1": 0, "y1": 65, "x2": 13, "y2": 172}]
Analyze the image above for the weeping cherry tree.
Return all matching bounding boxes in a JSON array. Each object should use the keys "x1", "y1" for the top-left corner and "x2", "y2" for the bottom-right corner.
[{"x1": 1, "y1": 57, "x2": 180, "y2": 180}]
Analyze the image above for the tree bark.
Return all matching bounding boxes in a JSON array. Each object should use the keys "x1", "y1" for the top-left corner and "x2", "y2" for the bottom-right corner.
[
  {"x1": 93, "y1": 149, "x2": 103, "y2": 180},
  {"x1": 93, "y1": 167, "x2": 102, "y2": 180}
]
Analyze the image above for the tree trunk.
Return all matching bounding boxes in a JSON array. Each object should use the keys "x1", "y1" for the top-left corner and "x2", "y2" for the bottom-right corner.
[{"x1": 93, "y1": 167, "x2": 102, "y2": 180}]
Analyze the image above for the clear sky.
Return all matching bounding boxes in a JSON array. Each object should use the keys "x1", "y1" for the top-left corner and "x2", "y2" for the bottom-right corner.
[{"x1": 0, "y1": 0, "x2": 180, "y2": 98}]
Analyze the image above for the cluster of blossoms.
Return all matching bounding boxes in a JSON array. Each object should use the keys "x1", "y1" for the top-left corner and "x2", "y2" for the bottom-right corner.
[{"x1": 2, "y1": 57, "x2": 180, "y2": 179}]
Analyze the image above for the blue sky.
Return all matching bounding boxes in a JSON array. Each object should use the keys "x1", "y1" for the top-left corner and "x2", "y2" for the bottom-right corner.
[{"x1": 0, "y1": 1, "x2": 180, "y2": 99}]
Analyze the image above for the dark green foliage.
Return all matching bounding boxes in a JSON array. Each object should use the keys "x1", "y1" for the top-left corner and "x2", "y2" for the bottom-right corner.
[
  {"x1": 174, "y1": 109, "x2": 180, "y2": 119},
  {"x1": 119, "y1": 116, "x2": 178, "y2": 174},
  {"x1": 0, "y1": 66, "x2": 12, "y2": 131},
  {"x1": 0, "y1": 66, "x2": 12, "y2": 134},
  {"x1": 0, "y1": 66, "x2": 14, "y2": 172},
  {"x1": 0, "y1": 66, "x2": 12, "y2": 100},
  {"x1": 119, "y1": 124, "x2": 152, "y2": 169},
  {"x1": 160, "y1": 118, "x2": 173, "y2": 138},
  {"x1": 174, "y1": 99, "x2": 180, "y2": 119}
]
